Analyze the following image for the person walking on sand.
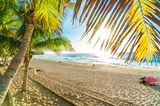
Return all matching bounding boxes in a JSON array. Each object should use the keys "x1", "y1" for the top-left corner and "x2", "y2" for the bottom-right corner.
[{"x1": 92, "y1": 64, "x2": 95, "y2": 69}]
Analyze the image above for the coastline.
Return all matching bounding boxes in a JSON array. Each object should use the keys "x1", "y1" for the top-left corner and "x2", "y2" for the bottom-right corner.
[
  {"x1": 28, "y1": 59, "x2": 160, "y2": 105},
  {"x1": 35, "y1": 54, "x2": 160, "y2": 70},
  {"x1": 33, "y1": 58, "x2": 160, "y2": 74}
]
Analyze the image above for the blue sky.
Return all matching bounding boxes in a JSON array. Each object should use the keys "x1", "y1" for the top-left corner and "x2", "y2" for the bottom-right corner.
[
  {"x1": 61, "y1": 0, "x2": 160, "y2": 54},
  {"x1": 62, "y1": 8, "x2": 86, "y2": 52},
  {"x1": 62, "y1": 8, "x2": 84, "y2": 43},
  {"x1": 61, "y1": 2, "x2": 103, "y2": 53},
  {"x1": 62, "y1": 9, "x2": 106, "y2": 54},
  {"x1": 61, "y1": 1, "x2": 110, "y2": 54}
]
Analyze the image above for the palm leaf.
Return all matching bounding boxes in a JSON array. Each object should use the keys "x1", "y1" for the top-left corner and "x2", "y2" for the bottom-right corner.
[
  {"x1": 0, "y1": 35, "x2": 20, "y2": 57},
  {"x1": 33, "y1": 0, "x2": 61, "y2": 32},
  {"x1": 73, "y1": 0, "x2": 160, "y2": 63},
  {"x1": 33, "y1": 36, "x2": 74, "y2": 54},
  {"x1": 114, "y1": 0, "x2": 160, "y2": 63}
]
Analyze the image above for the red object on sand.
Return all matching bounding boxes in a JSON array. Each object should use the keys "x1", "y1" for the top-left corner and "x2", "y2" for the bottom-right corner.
[{"x1": 144, "y1": 76, "x2": 158, "y2": 85}]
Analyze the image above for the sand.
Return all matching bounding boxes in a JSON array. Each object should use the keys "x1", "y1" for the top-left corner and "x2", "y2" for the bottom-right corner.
[
  {"x1": 28, "y1": 59, "x2": 160, "y2": 106},
  {"x1": 0, "y1": 67, "x2": 74, "y2": 106},
  {"x1": 1, "y1": 59, "x2": 160, "y2": 106}
]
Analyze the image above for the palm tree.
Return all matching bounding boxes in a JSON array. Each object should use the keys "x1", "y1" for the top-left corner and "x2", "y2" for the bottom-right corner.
[
  {"x1": 0, "y1": 0, "x2": 68, "y2": 104},
  {"x1": 0, "y1": 28, "x2": 73, "y2": 92},
  {"x1": 73, "y1": 0, "x2": 160, "y2": 63},
  {"x1": 22, "y1": 29, "x2": 74, "y2": 92}
]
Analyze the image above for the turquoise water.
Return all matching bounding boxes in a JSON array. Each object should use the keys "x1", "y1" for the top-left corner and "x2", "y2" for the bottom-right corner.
[{"x1": 35, "y1": 53, "x2": 160, "y2": 69}]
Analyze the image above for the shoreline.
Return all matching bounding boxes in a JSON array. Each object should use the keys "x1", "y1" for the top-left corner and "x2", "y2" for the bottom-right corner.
[
  {"x1": 34, "y1": 53, "x2": 160, "y2": 70},
  {"x1": 35, "y1": 58, "x2": 160, "y2": 72}
]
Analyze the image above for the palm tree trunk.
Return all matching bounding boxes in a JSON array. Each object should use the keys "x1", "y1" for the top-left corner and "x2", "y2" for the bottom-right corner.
[
  {"x1": 0, "y1": 23, "x2": 34, "y2": 105},
  {"x1": 22, "y1": 56, "x2": 30, "y2": 92}
]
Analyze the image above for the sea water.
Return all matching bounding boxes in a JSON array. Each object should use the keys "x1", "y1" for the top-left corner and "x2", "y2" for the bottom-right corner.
[{"x1": 35, "y1": 53, "x2": 160, "y2": 69}]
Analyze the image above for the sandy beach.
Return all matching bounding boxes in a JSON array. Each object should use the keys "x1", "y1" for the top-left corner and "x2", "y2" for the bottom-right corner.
[
  {"x1": 25, "y1": 59, "x2": 160, "y2": 106},
  {"x1": 0, "y1": 66, "x2": 73, "y2": 106},
  {"x1": 0, "y1": 1, "x2": 159, "y2": 106}
]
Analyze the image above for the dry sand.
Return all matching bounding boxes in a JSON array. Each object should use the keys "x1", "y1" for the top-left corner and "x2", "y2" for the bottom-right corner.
[
  {"x1": 0, "y1": 67, "x2": 74, "y2": 106},
  {"x1": 28, "y1": 59, "x2": 160, "y2": 106}
]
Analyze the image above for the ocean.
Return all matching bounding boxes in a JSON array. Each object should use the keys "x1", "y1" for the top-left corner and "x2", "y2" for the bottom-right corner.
[{"x1": 35, "y1": 53, "x2": 160, "y2": 69}]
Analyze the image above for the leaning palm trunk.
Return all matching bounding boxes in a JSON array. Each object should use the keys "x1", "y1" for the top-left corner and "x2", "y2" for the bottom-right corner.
[
  {"x1": 0, "y1": 23, "x2": 34, "y2": 105},
  {"x1": 22, "y1": 55, "x2": 31, "y2": 92}
]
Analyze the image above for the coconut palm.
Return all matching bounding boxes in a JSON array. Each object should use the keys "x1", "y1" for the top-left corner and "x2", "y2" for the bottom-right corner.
[
  {"x1": 0, "y1": 28, "x2": 73, "y2": 92},
  {"x1": 0, "y1": 0, "x2": 69, "y2": 104},
  {"x1": 73, "y1": 0, "x2": 160, "y2": 63},
  {"x1": 22, "y1": 29, "x2": 74, "y2": 92}
]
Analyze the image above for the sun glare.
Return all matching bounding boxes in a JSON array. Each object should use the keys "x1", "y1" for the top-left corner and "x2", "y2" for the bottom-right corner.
[{"x1": 97, "y1": 28, "x2": 111, "y2": 39}]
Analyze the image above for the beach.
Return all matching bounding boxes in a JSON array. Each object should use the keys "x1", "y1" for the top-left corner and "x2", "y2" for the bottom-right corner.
[
  {"x1": 24, "y1": 59, "x2": 160, "y2": 106},
  {"x1": 0, "y1": 67, "x2": 73, "y2": 106},
  {"x1": 0, "y1": 1, "x2": 159, "y2": 106}
]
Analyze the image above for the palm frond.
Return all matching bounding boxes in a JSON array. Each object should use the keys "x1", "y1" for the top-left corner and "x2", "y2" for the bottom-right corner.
[
  {"x1": 0, "y1": 35, "x2": 20, "y2": 57},
  {"x1": 33, "y1": 0, "x2": 61, "y2": 32},
  {"x1": 0, "y1": 35, "x2": 20, "y2": 47},
  {"x1": 73, "y1": 0, "x2": 134, "y2": 42},
  {"x1": 33, "y1": 36, "x2": 74, "y2": 53},
  {"x1": 73, "y1": 0, "x2": 160, "y2": 63},
  {"x1": 111, "y1": 0, "x2": 160, "y2": 63},
  {"x1": 0, "y1": 5, "x2": 20, "y2": 37},
  {"x1": 0, "y1": 0, "x2": 18, "y2": 7}
]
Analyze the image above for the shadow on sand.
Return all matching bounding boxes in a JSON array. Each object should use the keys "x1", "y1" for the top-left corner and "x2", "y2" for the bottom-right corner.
[{"x1": 150, "y1": 86, "x2": 160, "y2": 91}]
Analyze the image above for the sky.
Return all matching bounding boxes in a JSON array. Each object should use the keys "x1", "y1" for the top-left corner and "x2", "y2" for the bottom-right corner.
[
  {"x1": 61, "y1": 0, "x2": 160, "y2": 55},
  {"x1": 62, "y1": 6, "x2": 98, "y2": 53},
  {"x1": 62, "y1": 9, "x2": 86, "y2": 52},
  {"x1": 62, "y1": 2, "x2": 111, "y2": 55}
]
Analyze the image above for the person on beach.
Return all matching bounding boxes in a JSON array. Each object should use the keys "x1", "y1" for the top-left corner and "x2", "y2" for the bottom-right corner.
[{"x1": 92, "y1": 64, "x2": 95, "y2": 69}]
